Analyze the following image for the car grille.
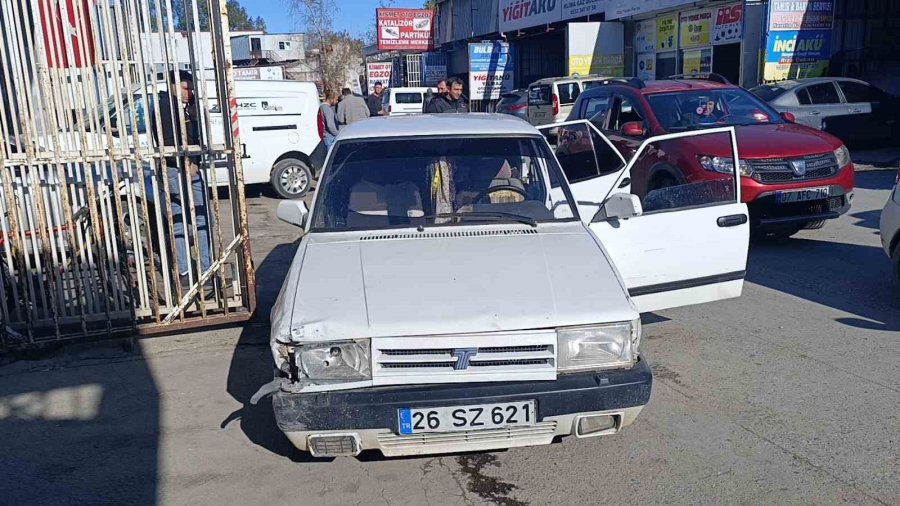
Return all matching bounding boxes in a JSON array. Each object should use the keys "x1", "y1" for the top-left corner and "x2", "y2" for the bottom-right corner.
[
  {"x1": 376, "y1": 421, "x2": 558, "y2": 456},
  {"x1": 750, "y1": 153, "x2": 839, "y2": 184},
  {"x1": 371, "y1": 331, "x2": 557, "y2": 386}
]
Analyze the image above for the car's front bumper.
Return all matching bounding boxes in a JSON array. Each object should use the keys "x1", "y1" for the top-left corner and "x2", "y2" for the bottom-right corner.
[
  {"x1": 273, "y1": 357, "x2": 652, "y2": 457},
  {"x1": 747, "y1": 184, "x2": 853, "y2": 227}
]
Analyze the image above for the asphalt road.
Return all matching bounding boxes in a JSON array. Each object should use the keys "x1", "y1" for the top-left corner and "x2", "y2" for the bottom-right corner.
[{"x1": 1, "y1": 171, "x2": 897, "y2": 505}]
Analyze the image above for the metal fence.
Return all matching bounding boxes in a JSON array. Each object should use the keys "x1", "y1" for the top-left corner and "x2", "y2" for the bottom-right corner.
[{"x1": 0, "y1": 0, "x2": 255, "y2": 349}]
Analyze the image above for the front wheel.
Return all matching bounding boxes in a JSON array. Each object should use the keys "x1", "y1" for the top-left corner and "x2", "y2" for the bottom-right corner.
[{"x1": 270, "y1": 158, "x2": 312, "y2": 199}]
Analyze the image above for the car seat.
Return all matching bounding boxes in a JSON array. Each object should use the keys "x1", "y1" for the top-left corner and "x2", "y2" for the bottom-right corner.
[{"x1": 346, "y1": 164, "x2": 424, "y2": 228}]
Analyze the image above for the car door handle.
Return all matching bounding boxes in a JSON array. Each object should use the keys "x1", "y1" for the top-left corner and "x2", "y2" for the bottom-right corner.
[
  {"x1": 717, "y1": 214, "x2": 748, "y2": 227},
  {"x1": 618, "y1": 177, "x2": 631, "y2": 188},
  {"x1": 809, "y1": 111, "x2": 821, "y2": 115},
  {"x1": 850, "y1": 108, "x2": 862, "y2": 113}
]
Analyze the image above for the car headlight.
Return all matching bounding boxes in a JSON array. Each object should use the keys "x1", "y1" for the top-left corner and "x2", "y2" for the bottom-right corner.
[
  {"x1": 834, "y1": 145, "x2": 851, "y2": 168},
  {"x1": 557, "y1": 319, "x2": 641, "y2": 373},
  {"x1": 698, "y1": 155, "x2": 753, "y2": 177},
  {"x1": 295, "y1": 340, "x2": 371, "y2": 381}
]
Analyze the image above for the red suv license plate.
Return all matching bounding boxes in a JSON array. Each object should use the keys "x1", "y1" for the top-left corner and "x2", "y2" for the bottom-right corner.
[{"x1": 775, "y1": 187, "x2": 830, "y2": 204}]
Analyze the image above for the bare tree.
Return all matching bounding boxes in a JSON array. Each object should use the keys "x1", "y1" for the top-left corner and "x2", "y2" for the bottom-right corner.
[{"x1": 289, "y1": 0, "x2": 362, "y2": 92}]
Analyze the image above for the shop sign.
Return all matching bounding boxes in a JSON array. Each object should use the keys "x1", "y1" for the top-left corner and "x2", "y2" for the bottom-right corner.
[
  {"x1": 656, "y1": 14, "x2": 678, "y2": 51},
  {"x1": 499, "y1": 0, "x2": 562, "y2": 32},
  {"x1": 764, "y1": 30, "x2": 831, "y2": 80},
  {"x1": 768, "y1": 1, "x2": 834, "y2": 31},
  {"x1": 679, "y1": 9, "x2": 713, "y2": 49},
  {"x1": 421, "y1": 53, "x2": 447, "y2": 86},
  {"x1": 712, "y1": 3, "x2": 743, "y2": 45},
  {"x1": 376, "y1": 8, "x2": 434, "y2": 51},
  {"x1": 635, "y1": 19, "x2": 656, "y2": 53},
  {"x1": 607, "y1": 0, "x2": 694, "y2": 20},
  {"x1": 468, "y1": 42, "x2": 515, "y2": 100},
  {"x1": 681, "y1": 48, "x2": 711, "y2": 74},
  {"x1": 562, "y1": 0, "x2": 607, "y2": 21},
  {"x1": 567, "y1": 22, "x2": 624, "y2": 77},
  {"x1": 366, "y1": 62, "x2": 393, "y2": 93},
  {"x1": 636, "y1": 53, "x2": 655, "y2": 81}
]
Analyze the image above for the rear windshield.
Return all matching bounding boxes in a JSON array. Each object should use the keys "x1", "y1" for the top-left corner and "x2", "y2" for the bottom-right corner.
[
  {"x1": 394, "y1": 92, "x2": 423, "y2": 104},
  {"x1": 556, "y1": 83, "x2": 580, "y2": 104},
  {"x1": 528, "y1": 85, "x2": 551, "y2": 105},
  {"x1": 749, "y1": 85, "x2": 789, "y2": 102}
]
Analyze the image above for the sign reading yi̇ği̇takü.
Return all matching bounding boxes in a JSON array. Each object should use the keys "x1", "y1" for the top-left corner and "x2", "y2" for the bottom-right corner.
[{"x1": 376, "y1": 8, "x2": 434, "y2": 51}]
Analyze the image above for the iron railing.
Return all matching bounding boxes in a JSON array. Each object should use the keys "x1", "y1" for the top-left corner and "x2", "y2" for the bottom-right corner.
[{"x1": 0, "y1": 0, "x2": 255, "y2": 349}]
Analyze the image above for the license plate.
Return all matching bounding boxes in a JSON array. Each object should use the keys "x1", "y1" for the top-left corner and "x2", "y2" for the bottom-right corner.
[
  {"x1": 533, "y1": 112, "x2": 546, "y2": 118},
  {"x1": 775, "y1": 186, "x2": 830, "y2": 203},
  {"x1": 398, "y1": 401, "x2": 536, "y2": 435}
]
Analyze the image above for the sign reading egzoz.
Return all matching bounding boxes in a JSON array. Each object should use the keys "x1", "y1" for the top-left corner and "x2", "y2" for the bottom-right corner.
[
  {"x1": 376, "y1": 8, "x2": 434, "y2": 51},
  {"x1": 468, "y1": 42, "x2": 515, "y2": 101}
]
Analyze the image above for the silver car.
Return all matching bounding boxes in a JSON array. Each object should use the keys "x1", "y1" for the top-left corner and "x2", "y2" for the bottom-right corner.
[
  {"x1": 880, "y1": 171, "x2": 900, "y2": 287},
  {"x1": 751, "y1": 77, "x2": 899, "y2": 147}
]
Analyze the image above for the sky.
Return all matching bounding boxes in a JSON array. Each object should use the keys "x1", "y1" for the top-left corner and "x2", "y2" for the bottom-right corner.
[{"x1": 245, "y1": 0, "x2": 427, "y2": 40}]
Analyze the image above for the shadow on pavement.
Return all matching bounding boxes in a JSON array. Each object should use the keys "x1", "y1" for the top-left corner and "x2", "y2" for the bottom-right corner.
[
  {"x1": 849, "y1": 209, "x2": 883, "y2": 230},
  {"x1": 747, "y1": 238, "x2": 899, "y2": 331},
  {"x1": 0, "y1": 342, "x2": 159, "y2": 503},
  {"x1": 222, "y1": 238, "x2": 329, "y2": 462},
  {"x1": 852, "y1": 170, "x2": 896, "y2": 191}
]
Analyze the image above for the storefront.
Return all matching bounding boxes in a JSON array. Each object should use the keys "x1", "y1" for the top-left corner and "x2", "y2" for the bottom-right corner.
[{"x1": 619, "y1": 1, "x2": 747, "y2": 84}]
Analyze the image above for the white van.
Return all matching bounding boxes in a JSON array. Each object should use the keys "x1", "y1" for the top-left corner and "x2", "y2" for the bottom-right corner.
[
  {"x1": 381, "y1": 87, "x2": 431, "y2": 116},
  {"x1": 527, "y1": 75, "x2": 609, "y2": 129},
  {"x1": 102, "y1": 80, "x2": 321, "y2": 198}
]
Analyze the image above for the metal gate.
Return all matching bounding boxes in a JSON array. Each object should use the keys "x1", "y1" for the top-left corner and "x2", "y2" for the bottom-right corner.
[{"x1": 0, "y1": 0, "x2": 255, "y2": 349}]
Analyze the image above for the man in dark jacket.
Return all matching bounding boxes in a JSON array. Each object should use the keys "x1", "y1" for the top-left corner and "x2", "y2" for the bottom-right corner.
[
  {"x1": 424, "y1": 77, "x2": 469, "y2": 113},
  {"x1": 366, "y1": 82, "x2": 384, "y2": 117}
]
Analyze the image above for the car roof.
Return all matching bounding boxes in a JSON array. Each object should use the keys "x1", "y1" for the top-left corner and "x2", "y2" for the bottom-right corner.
[
  {"x1": 337, "y1": 113, "x2": 538, "y2": 140},
  {"x1": 753, "y1": 77, "x2": 870, "y2": 89},
  {"x1": 577, "y1": 79, "x2": 739, "y2": 99},
  {"x1": 530, "y1": 75, "x2": 608, "y2": 85}
]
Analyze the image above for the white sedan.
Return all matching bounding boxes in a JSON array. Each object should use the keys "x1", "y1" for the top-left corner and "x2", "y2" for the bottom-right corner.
[{"x1": 880, "y1": 172, "x2": 900, "y2": 286}]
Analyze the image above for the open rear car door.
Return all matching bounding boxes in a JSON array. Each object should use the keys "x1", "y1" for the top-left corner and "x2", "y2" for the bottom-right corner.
[{"x1": 540, "y1": 121, "x2": 749, "y2": 313}]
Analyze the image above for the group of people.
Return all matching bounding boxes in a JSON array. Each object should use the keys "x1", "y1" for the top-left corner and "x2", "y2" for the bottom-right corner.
[{"x1": 318, "y1": 77, "x2": 471, "y2": 147}]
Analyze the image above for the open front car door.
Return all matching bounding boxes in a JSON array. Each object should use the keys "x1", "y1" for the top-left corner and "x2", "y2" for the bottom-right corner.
[{"x1": 540, "y1": 121, "x2": 749, "y2": 313}]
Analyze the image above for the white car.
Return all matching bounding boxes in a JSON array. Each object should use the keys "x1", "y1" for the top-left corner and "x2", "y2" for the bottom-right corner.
[
  {"x1": 880, "y1": 172, "x2": 900, "y2": 286},
  {"x1": 257, "y1": 114, "x2": 749, "y2": 458}
]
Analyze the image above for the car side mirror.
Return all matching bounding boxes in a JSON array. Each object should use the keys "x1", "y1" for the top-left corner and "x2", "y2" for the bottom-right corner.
[
  {"x1": 780, "y1": 111, "x2": 796, "y2": 123},
  {"x1": 593, "y1": 192, "x2": 643, "y2": 222},
  {"x1": 277, "y1": 200, "x2": 309, "y2": 228},
  {"x1": 622, "y1": 121, "x2": 645, "y2": 137}
]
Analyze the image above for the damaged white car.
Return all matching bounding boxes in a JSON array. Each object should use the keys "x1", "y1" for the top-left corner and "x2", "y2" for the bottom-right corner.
[{"x1": 256, "y1": 114, "x2": 749, "y2": 458}]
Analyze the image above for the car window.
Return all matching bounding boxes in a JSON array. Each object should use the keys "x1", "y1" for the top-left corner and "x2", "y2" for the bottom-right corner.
[
  {"x1": 395, "y1": 92, "x2": 423, "y2": 104},
  {"x1": 556, "y1": 83, "x2": 580, "y2": 105},
  {"x1": 528, "y1": 85, "x2": 551, "y2": 105},
  {"x1": 553, "y1": 123, "x2": 624, "y2": 183},
  {"x1": 750, "y1": 85, "x2": 789, "y2": 102},
  {"x1": 581, "y1": 95, "x2": 610, "y2": 123},
  {"x1": 796, "y1": 88, "x2": 812, "y2": 105},
  {"x1": 837, "y1": 81, "x2": 872, "y2": 103},
  {"x1": 606, "y1": 96, "x2": 643, "y2": 132},
  {"x1": 581, "y1": 80, "x2": 603, "y2": 91},
  {"x1": 312, "y1": 136, "x2": 578, "y2": 230},
  {"x1": 805, "y1": 83, "x2": 841, "y2": 105},
  {"x1": 646, "y1": 88, "x2": 783, "y2": 131}
]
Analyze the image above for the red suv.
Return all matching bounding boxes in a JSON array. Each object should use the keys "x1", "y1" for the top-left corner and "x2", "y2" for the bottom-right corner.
[{"x1": 566, "y1": 75, "x2": 855, "y2": 239}]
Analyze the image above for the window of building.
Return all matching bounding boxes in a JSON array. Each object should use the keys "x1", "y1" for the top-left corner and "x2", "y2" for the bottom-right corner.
[{"x1": 279, "y1": 41, "x2": 292, "y2": 50}]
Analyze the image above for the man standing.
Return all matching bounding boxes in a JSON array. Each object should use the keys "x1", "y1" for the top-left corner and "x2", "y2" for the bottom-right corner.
[
  {"x1": 367, "y1": 82, "x2": 385, "y2": 117},
  {"x1": 336, "y1": 87, "x2": 370, "y2": 126},
  {"x1": 436, "y1": 80, "x2": 448, "y2": 97},
  {"x1": 424, "y1": 77, "x2": 469, "y2": 113},
  {"x1": 320, "y1": 90, "x2": 339, "y2": 148},
  {"x1": 151, "y1": 70, "x2": 211, "y2": 295}
]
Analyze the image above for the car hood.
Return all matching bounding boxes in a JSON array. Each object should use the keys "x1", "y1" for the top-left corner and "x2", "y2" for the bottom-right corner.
[
  {"x1": 273, "y1": 222, "x2": 636, "y2": 343},
  {"x1": 677, "y1": 122, "x2": 842, "y2": 159}
]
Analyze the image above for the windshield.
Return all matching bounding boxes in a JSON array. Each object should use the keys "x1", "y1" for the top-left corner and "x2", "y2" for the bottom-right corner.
[
  {"x1": 311, "y1": 136, "x2": 578, "y2": 231},
  {"x1": 647, "y1": 88, "x2": 784, "y2": 132}
]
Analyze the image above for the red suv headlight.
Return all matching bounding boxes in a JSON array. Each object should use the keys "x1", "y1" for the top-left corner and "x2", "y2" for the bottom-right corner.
[{"x1": 698, "y1": 155, "x2": 753, "y2": 177}]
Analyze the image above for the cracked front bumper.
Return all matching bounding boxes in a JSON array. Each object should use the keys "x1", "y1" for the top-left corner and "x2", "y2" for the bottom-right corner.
[{"x1": 273, "y1": 358, "x2": 652, "y2": 457}]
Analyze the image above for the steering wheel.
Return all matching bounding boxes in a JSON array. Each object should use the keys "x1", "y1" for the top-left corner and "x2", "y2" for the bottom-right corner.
[{"x1": 475, "y1": 182, "x2": 528, "y2": 204}]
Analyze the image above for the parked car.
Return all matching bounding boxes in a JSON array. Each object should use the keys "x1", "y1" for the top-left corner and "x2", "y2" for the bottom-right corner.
[
  {"x1": 750, "y1": 78, "x2": 900, "y2": 148},
  {"x1": 255, "y1": 113, "x2": 750, "y2": 458},
  {"x1": 565, "y1": 75, "x2": 855, "y2": 239},
  {"x1": 380, "y1": 87, "x2": 431, "y2": 116},
  {"x1": 527, "y1": 75, "x2": 610, "y2": 130},
  {"x1": 880, "y1": 170, "x2": 900, "y2": 287},
  {"x1": 495, "y1": 89, "x2": 528, "y2": 120}
]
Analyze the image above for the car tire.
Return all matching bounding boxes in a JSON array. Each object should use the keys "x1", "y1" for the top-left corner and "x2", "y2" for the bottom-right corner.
[
  {"x1": 648, "y1": 172, "x2": 678, "y2": 192},
  {"x1": 892, "y1": 244, "x2": 900, "y2": 290},
  {"x1": 270, "y1": 158, "x2": 312, "y2": 199}
]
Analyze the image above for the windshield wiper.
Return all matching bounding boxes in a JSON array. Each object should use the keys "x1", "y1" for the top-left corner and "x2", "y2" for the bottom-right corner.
[{"x1": 424, "y1": 211, "x2": 538, "y2": 228}]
